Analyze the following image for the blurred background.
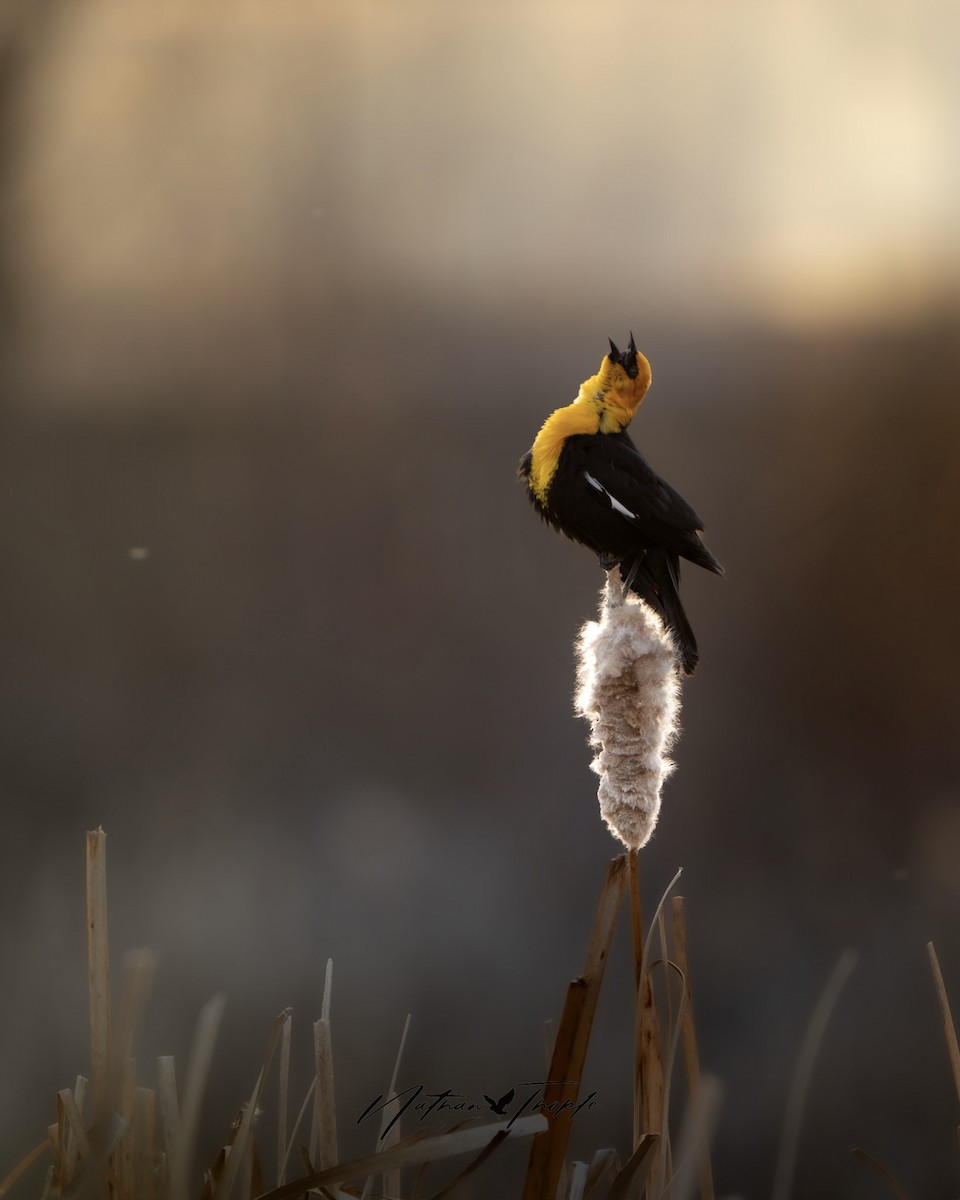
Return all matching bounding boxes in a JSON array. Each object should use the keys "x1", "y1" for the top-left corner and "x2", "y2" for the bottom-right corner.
[{"x1": 2, "y1": 0, "x2": 959, "y2": 1195}]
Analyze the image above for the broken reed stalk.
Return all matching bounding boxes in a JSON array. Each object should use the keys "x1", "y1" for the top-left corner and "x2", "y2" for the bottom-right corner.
[
  {"x1": 522, "y1": 855, "x2": 628, "y2": 1200},
  {"x1": 621, "y1": 858, "x2": 721, "y2": 1200},
  {"x1": 86, "y1": 828, "x2": 111, "y2": 1117},
  {"x1": 522, "y1": 852, "x2": 718, "y2": 1200},
  {"x1": 309, "y1": 959, "x2": 338, "y2": 1174}
]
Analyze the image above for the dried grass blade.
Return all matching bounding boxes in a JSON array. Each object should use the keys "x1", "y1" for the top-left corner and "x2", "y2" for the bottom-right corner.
[
  {"x1": 45, "y1": 1127, "x2": 58, "y2": 1187},
  {"x1": 86, "y1": 829, "x2": 111, "y2": 1117},
  {"x1": 635, "y1": 866, "x2": 682, "y2": 1186},
  {"x1": 638, "y1": 966, "x2": 665, "y2": 1145},
  {"x1": 850, "y1": 1147, "x2": 913, "y2": 1200},
  {"x1": 168, "y1": 994, "x2": 226, "y2": 1200},
  {"x1": 57, "y1": 1089, "x2": 91, "y2": 1184},
  {"x1": 157, "y1": 1055, "x2": 180, "y2": 1161},
  {"x1": 258, "y1": 1115, "x2": 548, "y2": 1200},
  {"x1": 311, "y1": 962, "x2": 338, "y2": 1173},
  {"x1": 771, "y1": 948, "x2": 857, "y2": 1200},
  {"x1": 280, "y1": 1077, "x2": 317, "y2": 1183},
  {"x1": 135, "y1": 1088, "x2": 157, "y2": 1200},
  {"x1": 211, "y1": 1008, "x2": 289, "y2": 1200},
  {"x1": 567, "y1": 1160, "x2": 589, "y2": 1200},
  {"x1": 61, "y1": 1115, "x2": 127, "y2": 1200},
  {"x1": 113, "y1": 951, "x2": 157, "y2": 1093},
  {"x1": 657, "y1": 911, "x2": 674, "y2": 1041},
  {"x1": 523, "y1": 854, "x2": 628, "y2": 1200},
  {"x1": 359, "y1": 1019, "x2": 413, "y2": 1199},
  {"x1": 0, "y1": 1140, "x2": 49, "y2": 1199},
  {"x1": 640, "y1": 868, "x2": 683, "y2": 980},
  {"x1": 73, "y1": 1077, "x2": 88, "y2": 1121},
  {"x1": 652, "y1": 959, "x2": 690, "y2": 1190},
  {"x1": 117, "y1": 1057, "x2": 138, "y2": 1194},
  {"x1": 377, "y1": 1013, "x2": 412, "y2": 1151},
  {"x1": 276, "y1": 1010, "x2": 292, "y2": 1186},
  {"x1": 670, "y1": 898, "x2": 714, "y2": 1200},
  {"x1": 927, "y1": 943, "x2": 960, "y2": 1106},
  {"x1": 606, "y1": 1133, "x2": 659, "y2": 1200},
  {"x1": 583, "y1": 1147, "x2": 620, "y2": 1197}
]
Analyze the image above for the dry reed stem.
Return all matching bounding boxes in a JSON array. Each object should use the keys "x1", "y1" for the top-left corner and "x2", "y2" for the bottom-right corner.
[
  {"x1": 279, "y1": 1076, "x2": 318, "y2": 1183},
  {"x1": 157, "y1": 1053, "x2": 180, "y2": 1186},
  {"x1": 86, "y1": 829, "x2": 111, "y2": 1117},
  {"x1": 211, "y1": 1008, "x2": 289, "y2": 1200},
  {"x1": 118, "y1": 1057, "x2": 137, "y2": 1193},
  {"x1": 606, "y1": 1134, "x2": 659, "y2": 1199},
  {"x1": 567, "y1": 1159, "x2": 589, "y2": 1200},
  {"x1": 311, "y1": 960, "x2": 338, "y2": 1176},
  {"x1": 638, "y1": 971, "x2": 665, "y2": 1150},
  {"x1": 135, "y1": 1089, "x2": 157, "y2": 1200},
  {"x1": 634, "y1": 869, "x2": 682, "y2": 1198},
  {"x1": 275, "y1": 1012, "x2": 292, "y2": 1188},
  {"x1": 114, "y1": 952, "x2": 158, "y2": 1087},
  {"x1": 582, "y1": 1147, "x2": 619, "y2": 1196},
  {"x1": 522, "y1": 854, "x2": 627, "y2": 1200},
  {"x1": 56, "y1": 1089, "x2": 89, "y2": 1185},
  {"x1": 168, "y1": 993, "x2": 226, "y2": 1200},
  {"x1": 627, "y1": 852, "x2": 645, "y2": 1152},
  {"x1": 653, "y1": 957, "x2": 687, "y2": 1192},
  {"x1": 11, "y1": 831, "x2": 731, "y2": 1200}
]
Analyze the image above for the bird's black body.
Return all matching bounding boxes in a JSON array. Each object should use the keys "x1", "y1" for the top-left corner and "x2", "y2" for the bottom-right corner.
[{"x1": 519, "y1": 427, "x2": 722, "y2": 675}]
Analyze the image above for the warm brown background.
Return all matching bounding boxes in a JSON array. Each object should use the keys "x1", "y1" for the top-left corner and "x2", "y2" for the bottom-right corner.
[{"x1": 2, "y1": 2, "x2": 959, "y2": 1195}]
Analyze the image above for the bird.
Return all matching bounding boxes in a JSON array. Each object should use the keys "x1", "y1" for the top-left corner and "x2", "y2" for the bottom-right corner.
[
  {"x1": 519, "y1": 334, "x2": 723, "y2": 675},
  {"x1": 482, "y1": 1088, "x2": 515, "y2": 1116}
]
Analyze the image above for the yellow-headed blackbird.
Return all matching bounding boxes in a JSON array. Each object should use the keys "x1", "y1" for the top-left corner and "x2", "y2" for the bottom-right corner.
[{"x1": 519, "y1": 334, "x2": 722, "y2": 675}]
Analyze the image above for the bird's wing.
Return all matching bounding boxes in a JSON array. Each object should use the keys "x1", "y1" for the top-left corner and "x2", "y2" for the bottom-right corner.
[
  {"x1": 566, "y1": 433, "x2": 723, "y2": 573},
  {"x1": 577, "y1": 435, "x2": 705, "y2": 532}
]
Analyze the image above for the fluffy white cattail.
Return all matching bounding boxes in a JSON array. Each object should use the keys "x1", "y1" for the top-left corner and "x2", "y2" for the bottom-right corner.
[{"x1": 575, "y1": 572, "x2": 682, "y2": 848}]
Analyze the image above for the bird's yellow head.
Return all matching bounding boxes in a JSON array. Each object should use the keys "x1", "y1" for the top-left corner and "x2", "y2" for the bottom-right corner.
[{"x1": 578, "y1": 333, "x2": 652, "y2": 432}]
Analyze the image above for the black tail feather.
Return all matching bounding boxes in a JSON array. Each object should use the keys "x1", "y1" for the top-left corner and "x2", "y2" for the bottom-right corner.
[{"x1": 619, "y1": 550, "x2": 699, "y2": 675}]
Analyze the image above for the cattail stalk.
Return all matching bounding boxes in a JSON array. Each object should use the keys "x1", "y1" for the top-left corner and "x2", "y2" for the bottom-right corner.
[{"x1": 575, "y1": 573, "x2": 681, "y2": 848}]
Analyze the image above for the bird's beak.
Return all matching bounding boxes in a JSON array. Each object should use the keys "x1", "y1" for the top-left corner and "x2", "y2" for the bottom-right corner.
[{"x1": 607, "y1": 334, "x2": 640, "y2": 379}]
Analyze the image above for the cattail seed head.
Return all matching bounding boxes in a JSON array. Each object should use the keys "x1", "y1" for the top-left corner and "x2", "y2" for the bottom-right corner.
[{"x1": 575, "y1": 572, "x2": 682, "y2": 848}]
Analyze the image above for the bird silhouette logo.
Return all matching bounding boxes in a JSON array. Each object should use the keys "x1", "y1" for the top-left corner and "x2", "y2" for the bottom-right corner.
[{"x1": 482, "y1": 1087, "x2": 515, "y2": 1116}]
